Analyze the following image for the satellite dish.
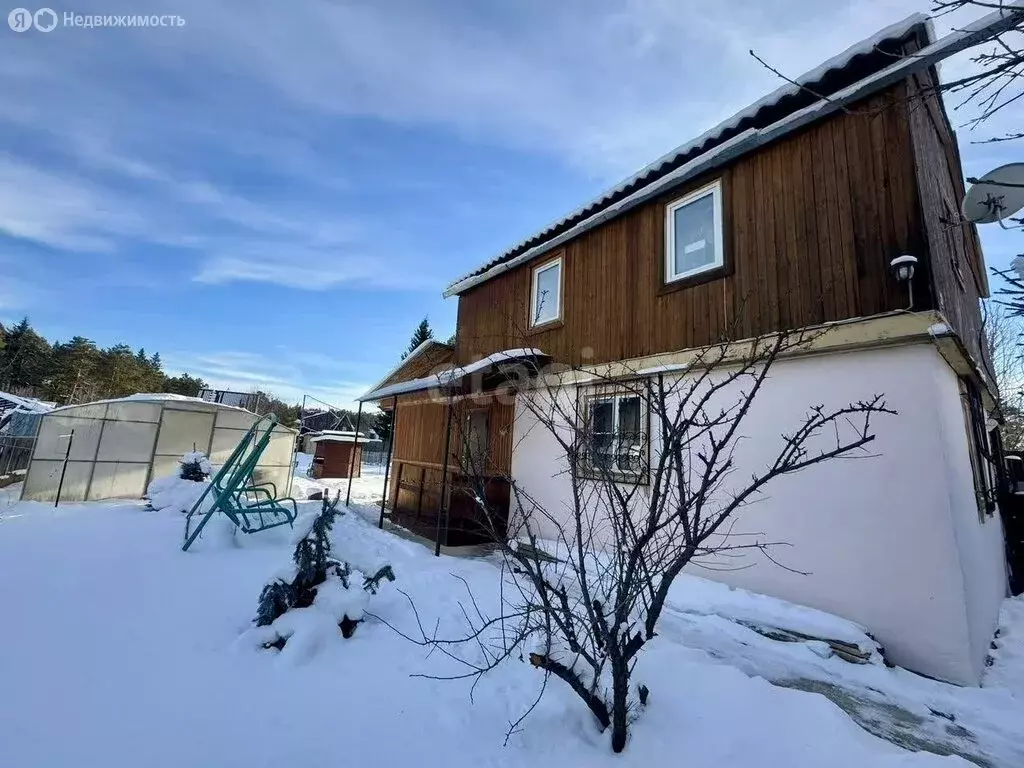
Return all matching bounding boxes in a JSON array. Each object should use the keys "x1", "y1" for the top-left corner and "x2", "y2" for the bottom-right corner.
[{"x1": 962, "y1": 162, "x2": 1024, "y2": 225}]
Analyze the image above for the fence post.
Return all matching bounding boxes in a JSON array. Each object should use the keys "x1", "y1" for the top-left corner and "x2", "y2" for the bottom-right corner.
[
  {"x1": 54, "y1": 429, "x2": 75, "y2": 507},
  {"x1": 435, "y1": 400, "x2": 454, "y2": 557},
  {"x1": 378, "y1": 396, "x2": 398, "y2": 528},
  {"x1": 345, "y1": 400, "x2": 364, "y2": 507}
]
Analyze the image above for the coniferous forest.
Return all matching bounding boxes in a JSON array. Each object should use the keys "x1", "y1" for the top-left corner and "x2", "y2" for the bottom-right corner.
[
  {"x1": 0, "y1": 318, "x2": 309, "y2": 425},
  {"x1": 0, "y1": 317, "x2": 207, "y2": 405}
]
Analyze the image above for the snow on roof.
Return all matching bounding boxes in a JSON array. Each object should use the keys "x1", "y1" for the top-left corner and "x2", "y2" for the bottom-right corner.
[
  {"x1": 47, "y1": 393, "x2": 253, "y2": 415},
  {"x1": 310, "y1": 433, "x2": 373, "y2": 444},
  {"x1": 0, "y1": 390, "x2": 53, "y2": 414},
  {"x1": 360, "y1": 348, "x2": 547, "y2": 402},
  {"x1": 362, "y1": 339, "x2": 455, "y2": 397},
  {"x1": 443, "y1": 14, "x2": 933, "y2": 298}
]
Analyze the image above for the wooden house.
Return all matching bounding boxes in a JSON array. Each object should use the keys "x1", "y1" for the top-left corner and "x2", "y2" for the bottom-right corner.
[{"x1": 361, "y1": 14, "x2": 1011, "y2": 685}]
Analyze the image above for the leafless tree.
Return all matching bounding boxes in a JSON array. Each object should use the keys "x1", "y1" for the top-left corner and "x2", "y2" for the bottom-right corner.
[
  {"x1": 930, "y1": 0, "x2": 1024, "y2": 144},
  {"x1": 751, "y1": 1, "x2": 1022, "y2": 145},
  {"x1": 985, "y1": 298, "x2": 1024, "y2": 446},
  {"x1": 383, "y1": 325, "x2": 894, "y2": 753}
]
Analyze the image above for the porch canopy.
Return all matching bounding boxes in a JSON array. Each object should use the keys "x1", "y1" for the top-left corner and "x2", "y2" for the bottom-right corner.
[
  {"x1": 356, "y1": 348, "x2": 550, "y2": 553},
  {"x1": 358, "y1": 348, "x2": 551, "y2": 404}
]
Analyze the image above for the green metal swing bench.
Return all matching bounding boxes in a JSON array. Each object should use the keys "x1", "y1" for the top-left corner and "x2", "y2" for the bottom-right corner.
[{"x1": 182, "y1": 412, "x2": 298, "y2": 551}]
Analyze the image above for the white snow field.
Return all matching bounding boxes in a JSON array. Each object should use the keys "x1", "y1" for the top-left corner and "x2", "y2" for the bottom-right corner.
[{"x1": 2, "y1": 477, "x2": 1024, "y2": 768}]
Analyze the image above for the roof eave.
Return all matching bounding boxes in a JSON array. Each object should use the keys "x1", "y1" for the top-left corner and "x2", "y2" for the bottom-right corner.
[{"x1": 443, "y1": 5, "x2": 1023, "y2": 298}]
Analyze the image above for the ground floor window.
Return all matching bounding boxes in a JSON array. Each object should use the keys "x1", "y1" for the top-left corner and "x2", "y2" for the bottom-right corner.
[{"x1": 579, "y1": 385, "x2": 648, "y2": 482}]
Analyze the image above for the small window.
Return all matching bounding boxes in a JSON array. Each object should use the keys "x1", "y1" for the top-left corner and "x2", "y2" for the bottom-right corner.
[
  {"x1": 666, "y1": 180, "x2": 724, "y2": 283},
  {"x1": 960, "y1": 378, "x2": 996, "y2": 520},
  {"x1": 531, "y1": 257, "x2": 562, "y2": 326},
  {"x1": 580, "y1": 388, "x2": 648, "y2": 482}
]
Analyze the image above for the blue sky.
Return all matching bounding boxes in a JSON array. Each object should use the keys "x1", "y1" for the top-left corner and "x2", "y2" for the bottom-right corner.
[{"x1": 1, "y1": 0, "x2": 1020, "y2": 408}]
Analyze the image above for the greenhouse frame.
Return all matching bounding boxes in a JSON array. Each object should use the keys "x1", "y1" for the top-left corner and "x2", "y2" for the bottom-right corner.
[{"x1": 20, "y1": 395, "x2": 296, "y2": 503}]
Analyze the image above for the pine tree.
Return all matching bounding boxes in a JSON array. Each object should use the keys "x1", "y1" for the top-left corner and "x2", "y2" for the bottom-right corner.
[
  {"x1": 48, "y1": 336, "x2": 101, "y2": 405},
  {"x1": 0, "y1": 320, "x2": 211, "y2": 403},
  {"x1": 0, "y1": 318, "x2": 53, "y2": 392},
  {"x1": 254, "y1": 493, "x2": 395, "y2": 636},
  {"x1": 251, "y1": 390, "x2": 301, "y2": 426},
  {"x1": 163, "y1": 373, "x2": 207, "y2": 397},
  {"x1": 179, "y1": 452, "x2": 211, "y2": 482},
  {"x1": 401, "y1": 317, "x2": 434, "y2": 359},
  {"x1": 375, "y1": 409, "x2": 394, "y2": 442}
]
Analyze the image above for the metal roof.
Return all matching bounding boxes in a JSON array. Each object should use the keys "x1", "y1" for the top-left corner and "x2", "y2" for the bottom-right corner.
[
  {"x1": 361, "y1": 339, "x2": 455, "y2": 397},
  {"x1": 443, "y1": 13, "x2": 934, "y2": 297},
  {"x1": 359, "y1": 348, "x2": 548, "y2": 402},
  {"x1": 0, "y1": 390, "x2": 53, "y2": 414}
]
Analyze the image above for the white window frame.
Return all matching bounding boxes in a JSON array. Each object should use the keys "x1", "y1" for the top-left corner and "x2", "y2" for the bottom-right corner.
[
  {"x1": 530, "y1": 256, "x2": 563, "y2": 327},
  {"x1": 580, "y1": 388, "x2": 648, "y2": 482},
  {"x1": 665, "y1": 179, "x2": 724, "y2": 284}
]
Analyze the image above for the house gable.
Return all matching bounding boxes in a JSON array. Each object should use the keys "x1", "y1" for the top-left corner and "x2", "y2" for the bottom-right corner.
[
  {"x1": 455, "y1": 85, "x2": 928, "y2": 367},
  {"x1": 367, "y1": 340, "x2": 455, "y2": 396}
]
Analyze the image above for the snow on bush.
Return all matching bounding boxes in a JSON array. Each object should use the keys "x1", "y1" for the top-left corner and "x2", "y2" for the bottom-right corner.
[
  {"x1": 146, "y1": 475, "x2": 211, "y2": 515},
  {"x1": 240, "y1": 492, "x2": 394, "y2": 657},
  {"x1": 179, "y1": 451, "x2": 213, "y2": 482},
  {"x1": 146, "y1": 451, "x2": 214, "y2": 514}
]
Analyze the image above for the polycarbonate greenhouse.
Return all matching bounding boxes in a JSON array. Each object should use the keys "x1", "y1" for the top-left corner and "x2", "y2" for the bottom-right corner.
[{"x1": 20, "y1": 394, "x2": 296, "y2": 503}]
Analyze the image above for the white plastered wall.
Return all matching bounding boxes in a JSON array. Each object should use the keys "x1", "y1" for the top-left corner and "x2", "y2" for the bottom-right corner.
[{"x1": 509, "y1": 343, "x2": 1007, "y2": 684}]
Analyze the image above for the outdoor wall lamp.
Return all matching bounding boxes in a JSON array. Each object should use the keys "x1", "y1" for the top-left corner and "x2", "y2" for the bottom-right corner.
[{"x1": 889, "y1": 254, "x2": 918, "y2": 310}]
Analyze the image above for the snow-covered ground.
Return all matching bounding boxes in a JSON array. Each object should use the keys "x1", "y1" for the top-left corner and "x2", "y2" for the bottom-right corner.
[
  {"x1": 1, "y1": 475, "x2": 1023, "y2": 768},
  {"x1": 290, "y1": 452, "x2": 387, "y2": 507}
]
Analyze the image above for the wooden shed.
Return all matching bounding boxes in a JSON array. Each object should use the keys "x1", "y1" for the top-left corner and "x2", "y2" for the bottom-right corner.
[{"x1": 310, "y1": 432, "x2": 369, "y2": 479}]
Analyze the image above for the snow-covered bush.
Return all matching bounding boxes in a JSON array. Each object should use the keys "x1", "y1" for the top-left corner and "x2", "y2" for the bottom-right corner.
[
  {"x1": 146, "y1": 451, "x2": 213, "y2": 514},
  {"x1": 250, "y1": 492, "x2": 394, "y2": 650},
  {"x1": 147, "y1": 475, "x2": 210, "y2": 514},
  {"x1": 179, "y1": 451, "x2": 212, "y2": 482}
]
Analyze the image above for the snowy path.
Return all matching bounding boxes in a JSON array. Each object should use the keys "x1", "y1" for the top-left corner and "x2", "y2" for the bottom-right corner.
[{"x1": 1, "y1": 493, "x2": 1022, "y2": 767}]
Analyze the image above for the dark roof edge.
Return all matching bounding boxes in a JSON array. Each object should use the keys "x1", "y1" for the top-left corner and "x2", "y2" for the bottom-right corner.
[
  {"x1": 444, "y1": 8, "x2": 1021, "y2": 298},
  {"x1": 361, "y1": 338, "x2": 454, "y2": 397}
]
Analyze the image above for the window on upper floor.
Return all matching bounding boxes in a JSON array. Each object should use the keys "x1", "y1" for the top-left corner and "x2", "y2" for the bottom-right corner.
[
  {"x1": 531, "y1": 256, "x2": 562, "y2": 327},
  {"x1": 665, "y1": 180, "x2": 724, "y2": 284}
]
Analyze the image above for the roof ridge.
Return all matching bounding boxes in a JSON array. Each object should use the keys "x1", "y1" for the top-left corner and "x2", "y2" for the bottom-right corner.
[{"x1": 443, "y1": 12, "x2": 931, "y2": 298}]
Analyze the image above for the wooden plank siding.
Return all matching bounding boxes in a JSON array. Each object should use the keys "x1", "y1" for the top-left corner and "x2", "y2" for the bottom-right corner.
[
  {"x1": 376, "y1": 343, "x2": 454, "y2": 392},
  {"x1": 313, "y1": 440, "x2": 362, "y2": 479},
  {"x1": 906, "y1": 69, "x2": 991, "y2": 380},
  {"x1": 454, "y1": 85, "x2": 928, "y2": 368},
  {"x1": 387, "y1": 395, "x2": 515, "y2": 504}
]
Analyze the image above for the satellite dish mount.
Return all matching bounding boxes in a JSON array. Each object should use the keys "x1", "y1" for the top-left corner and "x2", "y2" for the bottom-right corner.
[{"x1": 961, "y1": 162, "x2": 1024, "y2": 229}]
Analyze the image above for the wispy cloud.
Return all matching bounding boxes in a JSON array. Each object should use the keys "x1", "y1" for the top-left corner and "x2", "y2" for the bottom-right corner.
[
  {"x1": 161, "y1": 349, "x2": 375, "y2": 410},
  {"x1": 194, "y1": 252, "x2": 440, "y2": 291},
  {"x1": 7, "y1": 0, "x2": 999, "y2": 294},
  {"x1": 4, "y1": 0, "x2": 1018, "y2": 402},
  {"x1": 0, "y1": 157, "x2": 144, "y2": 251}
]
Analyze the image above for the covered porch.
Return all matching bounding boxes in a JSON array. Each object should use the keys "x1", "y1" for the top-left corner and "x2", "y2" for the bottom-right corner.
[{"x1": 355, "y1": 349, "x2": 549, "y2": 553}]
